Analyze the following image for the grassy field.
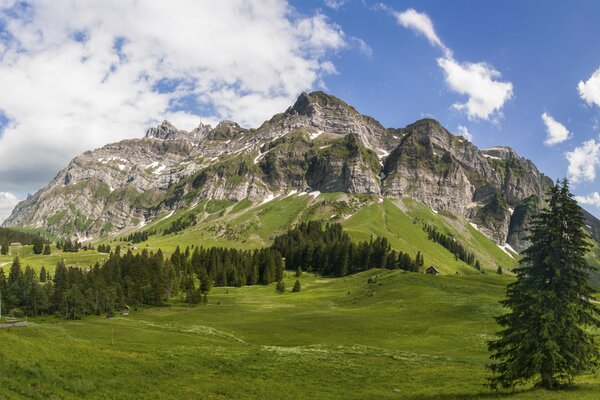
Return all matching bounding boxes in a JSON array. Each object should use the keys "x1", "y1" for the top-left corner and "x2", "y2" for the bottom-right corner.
[
  {"x1": 0, "y1": 245, "x2": 108, "y2": 274},
  {"x1": 1, "y1": 270, "x2": 598, "y2": 399}
]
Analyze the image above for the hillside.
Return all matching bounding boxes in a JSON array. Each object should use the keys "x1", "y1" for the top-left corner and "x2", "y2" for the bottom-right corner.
[
  {"x1": 5, "y1": 91, "x2": 596, "y2": 257},
  {"x1": 1, "y1": 270, "x2": 598, "y2": 399}
]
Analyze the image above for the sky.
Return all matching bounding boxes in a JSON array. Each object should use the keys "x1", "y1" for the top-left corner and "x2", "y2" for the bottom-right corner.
[{"x1": 1, "y1": 1, "x2": 600, "y2": 221}]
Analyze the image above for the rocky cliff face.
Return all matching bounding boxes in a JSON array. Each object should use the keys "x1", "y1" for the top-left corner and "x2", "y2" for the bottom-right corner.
[{"x1": 3, "y1": 91, "x2": 598, "y2": 250}]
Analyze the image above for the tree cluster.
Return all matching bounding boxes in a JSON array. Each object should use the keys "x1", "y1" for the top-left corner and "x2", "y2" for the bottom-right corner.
[
  {"x1": 120, "y1": 230, "x2": 154, "y2": 244},
  {"x1": 0, "y1": 228, "x2": 47, "y2": 247},
  {"x1": 271, "y1": 221, "x2": 421, "y2": 276},
  {"x1": 423, "y1": 224, "x2": 481, "y2": 269},
  {"x1": 56, "y1": 239, "x2": 82, "y2": 253},
  {"x1": 97, "y1": 244, "x2": 112, "y2": 254},
  {"x1": 163, "y1": 214, "x2": 197, "y2": 235}
]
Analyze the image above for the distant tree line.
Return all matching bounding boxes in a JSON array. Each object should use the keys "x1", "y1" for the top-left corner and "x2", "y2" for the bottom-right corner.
[
  {"x1": 272, "y1": 221, "x2": 422, "y2": 276},
  {"x1": 97, "y1": 244, "x2": 112, "y2": 253},
  {"x1": 0, "y1": 227, "x2": 47, "y2": 246},
  {"x1": 163, "y1": 214, "x2": 197, "y2": 235},
  {"x1": 119, "y1": 230, "x2": 154, "y2": 244},
  {"x1": 56, "y1": 239, "x2": 82, "y2": 253},
  {"x1": 422, "y1": 224, "x2": 481, "y2": 270},
  {"x1": 0, "y1": 221, "x2": 428, "y2": 319}
]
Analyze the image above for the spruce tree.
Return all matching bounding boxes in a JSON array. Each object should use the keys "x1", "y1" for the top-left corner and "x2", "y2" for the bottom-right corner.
[
  {"x1": 43, "y1": 244, "x2": 51, "y2": 255},
  {"x1": 276, "y1": 280, "x2": 285, "y2": 293},
  {"x1": 488, "y1": 180, "x2": 600, "y2": 390},
  {"x1": 292, "y1": 279, "x2": 301, "y2": 292}
]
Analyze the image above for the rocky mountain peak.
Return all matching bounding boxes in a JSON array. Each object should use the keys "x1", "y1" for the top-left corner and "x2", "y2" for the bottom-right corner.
[
  {"x1": 145, "y1": 120, "x2": 183, "y2": 140},
  {"x1": 288, "y1": 91, "x2": 359, "y2": 117},
  {"x1": 481, "y1": 146, "x2": 517, "y2": 160}
]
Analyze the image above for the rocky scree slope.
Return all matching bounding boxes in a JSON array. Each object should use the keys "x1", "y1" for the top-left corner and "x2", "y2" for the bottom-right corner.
[{"x1": 3, "y1": 91, "x2": 598, "y2": 252}]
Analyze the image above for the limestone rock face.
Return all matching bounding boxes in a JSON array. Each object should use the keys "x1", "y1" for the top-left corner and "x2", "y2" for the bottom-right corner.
[{"x1": 3, "y1": 91, "x2": 598, "y2": 250}]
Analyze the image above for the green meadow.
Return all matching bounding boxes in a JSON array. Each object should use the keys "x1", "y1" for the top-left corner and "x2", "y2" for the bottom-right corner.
[{"x1": 1, "y1": 270, "x2": 599, "y2": 399}]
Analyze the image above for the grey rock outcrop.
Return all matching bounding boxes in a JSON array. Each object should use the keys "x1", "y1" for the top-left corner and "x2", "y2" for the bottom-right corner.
[{"x1": 3, "y1": 91, "x2": 598, "y2": 251}]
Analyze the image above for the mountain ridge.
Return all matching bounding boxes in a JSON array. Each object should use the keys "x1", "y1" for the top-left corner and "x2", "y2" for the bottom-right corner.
[{"x1": 3, "y1": 91, "x2": 598, "y2": 252}]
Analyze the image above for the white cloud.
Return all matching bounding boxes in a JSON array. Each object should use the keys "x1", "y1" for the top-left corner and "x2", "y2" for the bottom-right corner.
[
  {"x1": 0, "y1": 1, "x2": 346, "y2": 193},
  {"x1": 393, "y1": 8, "x2": 450, "y2": 57},
  {"x1": 578, "y1": 67, "x2": 600, "y2": 108},
  {"x1": 324, "y1": 0, "x2": 347, "y2": 10},
  {"x1": 575, "y1": 192, "x2": 600, "y2": 208},
  {"x1": 390, "y1": 8, "x2": 512, "y2": 121},
  {"x1": 351, "y1": 37, "x2": 373, "y2": 57},
  {"x1": 566, "y1": 138, "x2": 600, "y2": 183},
  {"x1": 437, "y1": 58, "x2": 513, "y2": 121},
  {"x1": 541, "y1": 112, "x2": 571, "y2": 146},
  {"x1": 457, "y1": 125, "x2": 473, "y2": 141},
  {"x1": 0, "y1": 192, "x2": 19, "y2": 223}
]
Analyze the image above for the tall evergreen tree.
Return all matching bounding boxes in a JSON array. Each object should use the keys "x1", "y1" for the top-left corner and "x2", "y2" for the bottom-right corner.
[{"x1": 488, "y1": 180, "x2": 600, "y2": 390}]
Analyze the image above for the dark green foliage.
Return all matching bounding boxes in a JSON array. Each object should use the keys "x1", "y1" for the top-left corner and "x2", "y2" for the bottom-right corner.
[
  {"x1": 488, "y1": 180, "x2": 600, "y2": 390},
  {"x1": 0, "y1": 242, "x2": 7, "y2": 255},
  {"x1": 56, "y1": 239, "x2": 81, "y2": 252},
  {"x1": 32, "y1": 238, "x2": 44, "y2": 254},
  {"x1": 423, "y1": 224, "x2": 480, "y2": 269},
  {"x1": 163, "y1": 214, "x2": 197, "y2": 235},
  {"x1": 0, "y1": 228, "x2": 47, "y2": 246},
  {"x1": 295, "y1": 266, "x2": 302, "y2": 277},
  {"x1": 272, "y1": 221, "x2": 417, "y2": 276},
  {"x1": 276, "y1": 281, "x2": 285, "y2": 293},
  {"x1": 39, "y1": 266, "x2": 47, "y2": 282},
  {"x1": 496, "y1": 266, "x2": 503, "y2": 275},
  {"x1": 43, "y1": 244, "x2": 51, "y2": 255},
  {"x1": 123, "y1": 230, "x2": 151, "y2": 244},
  {"x1": 97, "y1": 244, "x2": 112, "y2": 253},
  {"x1": 292, "y1": 279, "x2": 301, "y2": 292}
]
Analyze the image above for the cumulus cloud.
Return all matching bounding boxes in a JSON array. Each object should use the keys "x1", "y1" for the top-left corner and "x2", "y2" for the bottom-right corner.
[
  {"x1": 575, "y1": 192, "x2": 600, "y2": 208},
  {"x1": 566, "y1": 138, "x2": 600, "y2": 183},
  {"x1": 0, "y1": 0, "x2": 346, "y2": 193},
  {"x1": 457, "y1": 125, "x2": 473, "y2": 141},
  {"x1": 389, "y1": 8, "x2": 512, "y2": 121},
  {"x1": 437, "y1": 58, "x2": 513, "y2": 120},
  {"x1": 578, "y1": 67, "x2": 600, "y2": 108},
  {"x1": 541, "y1": 112, "x2": 571, "y2": 146},
  {"x1": 0, "y1": 192, "x2": 19, "y2": 223}
]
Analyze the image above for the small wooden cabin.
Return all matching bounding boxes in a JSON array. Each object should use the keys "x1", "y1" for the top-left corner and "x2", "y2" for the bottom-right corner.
[
  {"x1": 425, "y1": 266, "x2": 440, "y2": 276},
  {"x1": 122, "y1": 305, "x2": 130, "y2": 316}
]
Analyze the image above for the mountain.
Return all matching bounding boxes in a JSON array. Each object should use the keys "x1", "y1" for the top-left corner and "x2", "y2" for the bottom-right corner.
[{"x1": 3, "y1": 91, "x2": 599, "y2": 253}]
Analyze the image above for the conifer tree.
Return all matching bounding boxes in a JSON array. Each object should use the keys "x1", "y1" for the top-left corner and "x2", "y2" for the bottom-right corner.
[
  {"x1": 43, "y1": 244, "x2": 51, "y2": 255},
  {"x1": 276, "y1": 280, "x2": 285, "y2": 293},
  {"x1": 295, "y1": 266, "x2": 302, "y2": 277},
  {"x1": 39, "y1": 266, "x2": 47, "y2": 283},
  {"x1": 32, "y1": 238, "x2": 44, "y2": 254},
  {"x1": 292, "y1": 279, "x2": 301, "y2": 292},
  {"x1": 488, "y1": 180, "x2": 600, "y2": 390}
]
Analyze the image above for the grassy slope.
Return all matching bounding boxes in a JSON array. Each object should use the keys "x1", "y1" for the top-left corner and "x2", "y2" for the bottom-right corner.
[
  {"x1": 1, "y1": 270, "x2": 598, "y2": 399},
  {"x1": 0, "y1": 245, "x2": 108, "y2": 274},
  {"x1": 100, "y1": 194, "x2": 516, "y2": 276}
]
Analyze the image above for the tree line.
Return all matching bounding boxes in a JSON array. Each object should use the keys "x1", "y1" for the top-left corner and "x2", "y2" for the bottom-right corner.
[
  {"x1": 271, "y1": 221, "x2": 422, "y2": 276},
  {"x1": 422, "y1": 224, "x2": 481, "y2": 270},
  {"x1": 0, "y1": 221, "x2": 427, "y2": 319}
]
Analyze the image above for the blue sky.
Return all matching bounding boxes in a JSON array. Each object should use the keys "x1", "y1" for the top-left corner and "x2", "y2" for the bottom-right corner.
[
  {"x1": 292, "y1": 0, "x2": 600, "y2": 215},
  {"x1": 0, "y1": 0, "x2": 599, "y2": 220}
]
